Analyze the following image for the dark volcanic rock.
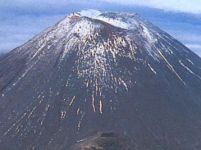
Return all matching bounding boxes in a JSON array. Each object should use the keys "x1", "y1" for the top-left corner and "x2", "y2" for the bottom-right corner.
[
  {"x1": 70, "y1": 132, "x2": 133, "y2": 150},
  {"x1": 0, "y1": 10, "x2": 201, "y2": 150}
]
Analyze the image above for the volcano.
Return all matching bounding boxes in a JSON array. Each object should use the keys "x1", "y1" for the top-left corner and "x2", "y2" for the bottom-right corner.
[{"x1": 1, "y1": 10, "x2": 201, "y2": 150}]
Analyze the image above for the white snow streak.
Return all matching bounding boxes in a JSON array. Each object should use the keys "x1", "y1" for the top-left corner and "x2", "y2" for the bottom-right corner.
[
  {"x1": 158, "y1": 50, "x2": 186, "y2": 85},
  {"x1": 148, "y1": 64, "x2": 157, "y2": 74},
  {"x1": 179, "y1": 60, "x2": 201, "y2": 80},
  {"x1": 99, "y1": 100, "x2": 103, "y2": 114}
]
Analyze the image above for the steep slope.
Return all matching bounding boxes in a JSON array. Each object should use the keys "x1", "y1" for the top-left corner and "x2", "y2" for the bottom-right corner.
[{"x1": 0, "y1": 10, "x2": 201, "y2": 150}]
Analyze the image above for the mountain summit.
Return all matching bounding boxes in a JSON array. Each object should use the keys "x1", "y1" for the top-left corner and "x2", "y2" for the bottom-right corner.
[{"x1": 1, "y1": 10, "x2": 201, "y2": 150}]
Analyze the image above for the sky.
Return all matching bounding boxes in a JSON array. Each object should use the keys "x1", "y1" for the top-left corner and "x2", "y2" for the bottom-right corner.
[{"x1": 0, "y1": 0, "x2": 201, "y2": 57}]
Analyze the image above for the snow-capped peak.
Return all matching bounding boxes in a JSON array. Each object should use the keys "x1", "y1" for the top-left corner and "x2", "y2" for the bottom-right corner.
[{"x1": 78, "y1": 9, "x2": 130, "y2": 29}]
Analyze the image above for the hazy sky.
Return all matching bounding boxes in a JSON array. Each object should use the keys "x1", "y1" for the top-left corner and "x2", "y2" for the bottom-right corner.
[
  {"x1": 0, "y1": 0, "x2": 201, "y2": 57},
  {"x1": 102, "y1": 0, "x2": 201, "y2": 14},
  {"x1": 1, "y1": 0, "x2": 201, "y2": 14}
]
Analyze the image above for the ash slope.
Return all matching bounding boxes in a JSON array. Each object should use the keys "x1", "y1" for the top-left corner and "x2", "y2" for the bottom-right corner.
[{"x1": 1, "y1": 10, "x2": 201, "y2": 150}]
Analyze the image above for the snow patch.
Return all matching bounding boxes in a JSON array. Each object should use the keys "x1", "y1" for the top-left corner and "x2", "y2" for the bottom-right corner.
[
  {"x1": 142, "y1": 26, "x2": 157, "y2": 44},
  {"x1": 97, "y1": 16, "x2": 129, "y2": 29}
]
